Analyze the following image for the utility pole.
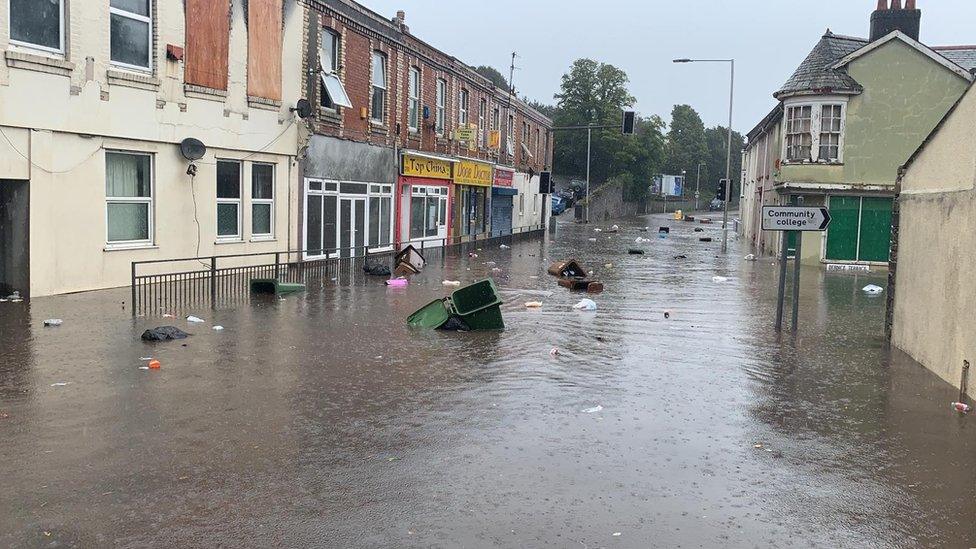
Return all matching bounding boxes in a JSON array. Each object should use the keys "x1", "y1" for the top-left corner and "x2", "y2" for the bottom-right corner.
[
  {"x1": 695, "y1": 161, "x2": 703, "y2": 211},
  {"x1": 504, "y1": 52, "x2": 517, "y2": 166},
  {"x1": 585, "y1": 127, "x2": 591, "y2": 223}
]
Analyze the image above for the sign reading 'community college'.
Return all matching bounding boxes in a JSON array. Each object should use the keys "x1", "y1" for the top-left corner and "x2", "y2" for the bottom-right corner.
[{"x1": 761, "y1": 206, "x2": 832, "y2": 232}]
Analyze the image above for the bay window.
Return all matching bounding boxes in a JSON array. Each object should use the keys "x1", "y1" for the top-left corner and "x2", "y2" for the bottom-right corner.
[
  {"x1": 370, "y1": 51, "x2": 387, "y2": 123},
  {"x1": 9, "y1": 0, "x2": 63, "y2": 53},
  {"x1": 110, "y1": 0, "x2": 152, "y2": 70},
  {"x1": 784, "y1": 101, "x2": 846, "y2": 163},
  {"x1": 251, "y1": 163, "x2": 274, "y2": 239},
  {"x1": 217, "y1": 160, "x2": 242, "y2": 240},
  {"x1": 105, "y1": 152, "x2": 153, "y2": 245}
]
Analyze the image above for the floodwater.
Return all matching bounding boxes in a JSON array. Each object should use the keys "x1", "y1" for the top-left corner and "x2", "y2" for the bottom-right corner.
[{"x1": 1, "y1": 214, "x2": 974, "y2": 548}]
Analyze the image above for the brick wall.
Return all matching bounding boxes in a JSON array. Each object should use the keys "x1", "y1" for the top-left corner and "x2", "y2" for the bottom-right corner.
[{"x1": 304, "y1": 2, "x2": 552, "y2": 171}]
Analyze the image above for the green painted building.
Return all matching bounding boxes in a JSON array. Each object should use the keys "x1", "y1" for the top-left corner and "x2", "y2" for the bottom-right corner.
[{"x1": 740, "y1": 2, "x2": 976, "y2": 265}]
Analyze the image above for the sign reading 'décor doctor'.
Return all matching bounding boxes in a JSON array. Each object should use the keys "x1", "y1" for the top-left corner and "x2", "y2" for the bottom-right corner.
[{"x1": 762, "y1": 206, "x2": 832, "y2": 232}]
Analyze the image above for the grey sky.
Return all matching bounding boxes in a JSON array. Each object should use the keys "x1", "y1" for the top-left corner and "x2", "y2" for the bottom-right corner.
[{"x1": 358, "y1": 1, "x2": 976, "y2": 132}]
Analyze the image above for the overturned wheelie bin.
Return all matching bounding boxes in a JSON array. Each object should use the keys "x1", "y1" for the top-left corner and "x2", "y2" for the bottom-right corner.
[{"x1": 407, "y1": 279, "x2": 504, "y2": 331}]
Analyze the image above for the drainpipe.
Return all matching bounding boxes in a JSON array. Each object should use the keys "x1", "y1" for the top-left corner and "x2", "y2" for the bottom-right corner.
[{"x1": 885, "y1": 167, "x2": 904, "y2": 344}]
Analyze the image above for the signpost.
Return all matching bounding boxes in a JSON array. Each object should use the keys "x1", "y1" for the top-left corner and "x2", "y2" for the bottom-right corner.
[{"x1": 761, "y1": 204, "x2": 832, "y2": 332}]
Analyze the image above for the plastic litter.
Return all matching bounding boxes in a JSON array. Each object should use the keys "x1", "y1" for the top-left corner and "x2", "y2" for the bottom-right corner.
[
  {"x1": 138, "y1": 366, "x2": 150, "y2": 370},
  {"x1": 744, "y1": 254, "x2": 757, "y2": 261},
  {"x1": 635, "y1": 237, "x2": 651, "y2": 244},
  {"x1": 43, "y1": 319, "x2": 63, "y2": 327},
  {"x1": 573, "y1": 299, "x2": 598, "y2": 311},
  {"x1": 212, "y1": 326, "x2": 225, "y2": 331},
  {"x1": 50, "y1": 382, "x2": 71, "y2": 387},
  {"x1": 525, "y1": 301, "x2": 543, "y2": 308},
  {"x1": 500, "y1": 244, "x2": 511, "y2": 249},
  {"x1": 442, "y1": 280, "x2": 461, "y2": 287},
  {"x1": 186, "y1": 316, "x2": 205, "y2": 323},
  {"x1": 148, "y1": 359, "x2": 161, "y2": 369},
  {"x1": 712, "y1": 276, "x2": 729, "y2": 283},
  {"x1": 549, "y1": 348, "x2": 560, "y2": 357},
  {"x1": 469, "y1": 252, "x2": 479, "y2": 258},
  {"x1": 699, "y1": 237, "x2": 713, "y2": 242},
  {"x1": 486, "y1": 261, "x2": 497, "y2": 266},
  {"x1": 604, "y1": 263, "x2": 613, "y2": 269},
  {"x1": 862, "y1": 284, "x2": 884, "y2": 295},
  {"x1": 385, "y1": 278, "x2": 409, "y2": 287},
  {"x1": 664, "y1": 311, "x2": 671, "y2": 319},
  {"x1": 141, "y1": 326, "x2": 190, "y2": 341},
  {"x1": 363, "y1": 260, "x2": 391, "y2": 277},
  {"x1": 588, "y1": 238, "x2": 598, "y2": 242},
  {"x1": 594, "y1": 228, "x2": 603, "y2": 233},
  {"x1": 953, "y1": 402, "x2": 971, "y2": 414},
  {"x1": 608, "y1": 225, "x2": 619, "y2": 233},
  {"x1": 674, "y1": 254, "x2": 688, "y2": 260},
  {"x1": 583, "y1": 405, "x2": 603, "y2": 414},
  {"x1": 491, "y1": 267, "x2": 502, "y2": 273}
]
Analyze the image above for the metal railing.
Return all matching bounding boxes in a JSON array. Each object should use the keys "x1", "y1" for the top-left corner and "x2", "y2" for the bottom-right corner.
[{"x1": 131, "y1": 225, "x2": 545, "y2": 316}]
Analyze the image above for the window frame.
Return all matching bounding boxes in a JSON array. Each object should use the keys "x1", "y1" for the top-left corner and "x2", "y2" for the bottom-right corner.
[
  {"x1": 370, "y1": 50, "x2": 387, "y2": 124},
  {"x1": 216, "y1": 159, "x2": 243, "y2": 241},
  {"x1": 458, "y1": 88, "x2": 469, "y2": 126},
  {"x1": 8, "y1": 0, "x2": 65, "y2": 55},
  {"x1": 819, "y1": 104, "x2": 844, "y2": 163},
  {"x1": 109, "y1": 0, "x2": 153, "y2": 72},
  {"x1": 105, "y1": 150, "x2": 154, "y2": 247},
  {"x1": 436, "y1": 78, "x2": 447, "y2": 136},
  {"x1": 319, "y1": 28, "x2": 353, "y2": 112},
  {"x1": 782, "y1": 98, "x2": 847, "y2": 164},
  {"x1": 408, "y1": 66, "x2": 421, "y2": 132},
  {"x1": 478, "y1": 98, "x2": 487, "y2": 148},
  {"x1": 251, "y1": 162, "x2": 275, "y2": 240}
]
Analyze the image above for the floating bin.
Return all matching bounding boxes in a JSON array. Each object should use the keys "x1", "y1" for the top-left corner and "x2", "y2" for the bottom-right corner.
[
  {"x1": 684, "y1": 216, "x2": 696, "y2": 222},
  {"x1": 548, "y1": 260, "x2": 587, "y2": 278},
  {"x1": 250, "y1": 278, "x2": 306, "y2": 296},
  {"x1": 394, "y1": 245, "x2": 426, "y2": 274},
  {"x1": 452, "y1": 279, "x2": 504, "y2": 330},
  {"x1": 658, "y1": 226, "x2": 670, "y2": 234},
  {"x1": 586, "y1": 282, "x2": 604, "y2": 294},
  {"x1": 407, "y1": 299, "x2": 452, "y2": 329}
]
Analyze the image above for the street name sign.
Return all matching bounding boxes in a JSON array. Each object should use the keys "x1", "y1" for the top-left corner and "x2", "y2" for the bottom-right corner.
[{"x1": 762, "y1": 206, "x2": 831, "y2": 232}]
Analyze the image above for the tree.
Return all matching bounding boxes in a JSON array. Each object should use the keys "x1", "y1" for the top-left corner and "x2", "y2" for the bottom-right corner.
[
  {"x1": 703, "y1": 126, "x2": 744, "y2": 200},
  {"x1": 663, "y1": 105, "x2": 708, "y2": 190},
  {"x1": 474, "y1": 66, "x2": 510, "y2": 90},
  {"x1": 525, "y1": 99, "x2": 557, "y2": 120}
]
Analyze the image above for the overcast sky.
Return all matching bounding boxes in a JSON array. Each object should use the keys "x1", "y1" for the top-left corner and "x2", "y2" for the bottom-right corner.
[{"x1": 359, "y1": 0, "x2": 976, "y2": 131}]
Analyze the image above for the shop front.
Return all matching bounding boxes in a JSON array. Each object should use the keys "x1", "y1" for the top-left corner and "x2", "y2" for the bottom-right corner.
[
  {"x1": 302, "y1": 136, "x2": 396, "y2": 259},
  {"x1": 453, "y1": 158, "x2": 493, "y2": 241},
  {"x1": 490, "y1": 167, "x2": 516, "y2": 237},
  {"x1": 397, "y1": 151, "x2": 456, "y2": 247}
]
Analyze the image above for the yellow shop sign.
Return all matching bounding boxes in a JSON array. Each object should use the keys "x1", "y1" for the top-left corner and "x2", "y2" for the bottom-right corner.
[
  {"x1": 402, "y1": 153, "x2": 453, "y2": 180},
  {"x1": 455, "y1": 160, "x2": 493, "y2": 187}
]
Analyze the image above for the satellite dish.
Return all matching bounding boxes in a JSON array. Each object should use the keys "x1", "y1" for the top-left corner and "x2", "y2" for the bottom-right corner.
[
  {"x1": 292, "y1": 99, "x2": 313, "y2": 119},
  {"x1": 180, "y1": 138, "x2": 207, "y2": 161}
]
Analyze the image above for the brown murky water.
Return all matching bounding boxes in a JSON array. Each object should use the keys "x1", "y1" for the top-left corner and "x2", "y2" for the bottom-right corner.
[{"x1": 1, "y1": 214, "x2": 974, "y2": 548}]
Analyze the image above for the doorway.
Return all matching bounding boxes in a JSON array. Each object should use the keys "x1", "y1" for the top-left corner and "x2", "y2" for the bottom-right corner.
[
  {"x1": 0, "y1": 180, "x2": 29, "y2": 297},
  {"x1": 339, "y1": 197, "x2": 366, "y2": 258}
]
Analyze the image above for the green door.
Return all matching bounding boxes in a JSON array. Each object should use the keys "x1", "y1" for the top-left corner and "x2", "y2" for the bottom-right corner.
[
  {"x1": 858, "y1": 197, "x2": 893, "y2": 262},
  {"x1": 826, "y1": 196, "x2": 859, "y2": 261}
]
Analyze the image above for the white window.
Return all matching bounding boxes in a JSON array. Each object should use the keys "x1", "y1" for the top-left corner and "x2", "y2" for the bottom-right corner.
[
  {"x1": 479, "y1": 98, "x2": 487, "y2": 147},
  {"x1": 507, "y1": 114, "x2": 515, "y2": 157},
  {"x1": 459, "y1": 88, "x2": 469, "y2": 126},
  {"x1": 9, "y1": 0, "x2": 63, "y2": 53},
  {"x1": 251, "y1": 163, "x2": 274, "y2": 239},
  {"x1": 320, "y1": 29, "x2": 352, "y2": 110},
  {"x1": 105, "y1": 151, "x2": 153, "y2": 245},
  {"x1": 518, "y1": 192, "x2": 525, "y2": 215},
  {"x1": 110, "y1": 0, "x2": 152, "y2": 70},
  {"x1": 436, "y1": 79, "x2": 447, "y2": 135},
  {"x1": 784, "y1": 102, "x2": 846, "y2": 163},
  {"x1": 370, "y1": 51, "x2": 387, "y2": 124},
  {"x1": 819, "y1": 104, "x2": 843, "y2": 162},
  {"x1": 217, "y1": 160, "x2": 242, "y2": 240},
  {"x1": 408, "y1": 67, "x2": 421, "y2": 132}
]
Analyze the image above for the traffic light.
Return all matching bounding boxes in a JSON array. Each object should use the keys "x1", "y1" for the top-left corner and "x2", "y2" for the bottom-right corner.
[
  {"x1": 622, "y1": 111, "x2": 636, "y2": 135},
  {"x1": 716, "y1": 179, "x2": 728, "y2": 202}
]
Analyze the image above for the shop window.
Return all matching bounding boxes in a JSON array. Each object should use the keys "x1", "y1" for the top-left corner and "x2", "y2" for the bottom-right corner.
[
  {"x1": 110, "y1": 0, "x2": 152, "y2": 70},
  {"x1": 436, "y1": 79, "x2": 447, "y2": 135},
  {"x1": 368, "y1": 196, "x2": 393, "y2": 249},
  {"x1": 320, "y1": 29, "x2": 352, "y2": 110},
  {"x1": 371, "y1": 51, "x2": 387, "y2": 123},
  {"x1": 184, "y1": 0, "x2": 229, "y2": 90},
  {"x1": 408, "y1": 67, "x2": 421, "y2": 131},
  {"x1": 9, "y1": 0, "x2": 63, "y2": 53},
  {"x1": 409, "y1": 186, "x2": 446, "y2": 240},
  {"x1": 825, "y1": 196, "x2": 893, "y2": 263},
  {"x1": 251, "y1": 163, "x2": 274, "y2": 238},
  {"x1": 105, "y1": 151, "x2": 153, "y2": 244},
  {"x1": 217, "y1": 160, "x2": 242, "y2": 240}
]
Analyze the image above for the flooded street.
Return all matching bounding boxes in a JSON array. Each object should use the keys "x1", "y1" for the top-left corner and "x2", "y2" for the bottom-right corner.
[{"x1": 1, "y1": 213, "x2": 974, "y2": 548}]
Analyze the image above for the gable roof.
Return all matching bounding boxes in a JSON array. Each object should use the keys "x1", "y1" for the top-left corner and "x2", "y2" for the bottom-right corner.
[
  {"x1": 934, "y1": 45, "x2": 976, "y2": 74},
  {"x1": 831, "y1": 31, "x2": 975, "y2": 82},
  {"x1": 774, "y1": 32, "x2": 867, "y2": 100}
]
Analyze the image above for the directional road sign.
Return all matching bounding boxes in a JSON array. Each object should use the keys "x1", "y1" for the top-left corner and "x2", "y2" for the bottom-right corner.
[{"x1": 762, "y1": 206, "x2": 831, "y2": 232}]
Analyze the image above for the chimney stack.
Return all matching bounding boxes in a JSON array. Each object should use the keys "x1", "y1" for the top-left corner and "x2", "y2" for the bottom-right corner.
[
  {"x1": 392, "y1": 10, "x2": 408, "y2": 32},
  {"x1": 870, "y1": 0, "x2": 921, "y2": 41}
]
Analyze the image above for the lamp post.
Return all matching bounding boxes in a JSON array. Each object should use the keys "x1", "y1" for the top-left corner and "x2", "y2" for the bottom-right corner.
[
  {"x1": 695, "y1": 161, "x2": 704, "y2": 211},
  {"x1": 674, "y1": 58, "x2": 735, "y2": 253}
]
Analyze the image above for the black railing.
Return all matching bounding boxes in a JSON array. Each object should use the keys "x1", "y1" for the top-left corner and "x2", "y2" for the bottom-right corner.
[{"x1": 131, "y1": 225, "x2": 545, "y2": 316}]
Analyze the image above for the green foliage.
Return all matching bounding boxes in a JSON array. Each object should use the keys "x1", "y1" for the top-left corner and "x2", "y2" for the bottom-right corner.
[
  {"x1": 550, "y1": 59, "x2": 664, "y2": 193},
  {"x1": 664, "y1": 105, "x2": 708, "y2": 181},
  {"x1": 702, "y1": 125, "x2": 745, "y2": 199},
  {"x1": 474, "y1": 66, "x2": 510, "y2": 90}
]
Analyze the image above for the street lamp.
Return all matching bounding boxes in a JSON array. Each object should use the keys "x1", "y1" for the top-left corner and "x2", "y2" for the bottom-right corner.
[
  {"x1": 695, "y1": 161, "x2": 704, "y2": 211},
  {"x1": 673, "y1": 58, "x2": 735, "y2": 253}
]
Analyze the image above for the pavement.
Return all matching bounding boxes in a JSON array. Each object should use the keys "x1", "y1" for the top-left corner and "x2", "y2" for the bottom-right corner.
[{"x1": 1, "y1": 213, "x2": 973, "y2": 548}]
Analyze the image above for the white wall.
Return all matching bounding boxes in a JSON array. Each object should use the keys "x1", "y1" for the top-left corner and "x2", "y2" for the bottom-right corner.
[{"x1": 512, "y1": 173, "x2": 548, "y2": 231}]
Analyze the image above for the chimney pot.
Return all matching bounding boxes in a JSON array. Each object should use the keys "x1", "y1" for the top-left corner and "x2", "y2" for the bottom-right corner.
[
  {"x1": 890, "y1": 0, "x2": 902, "y2": 9},
  {"x1": 877, "y1": 0, "x2": 886, "y2": 9},
  {"x1": 906, "y1": 0, "x2": 916, "y2": 9},
  {"x1": 397, "y1": 10, "x2": 405, "y2": 21}
]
